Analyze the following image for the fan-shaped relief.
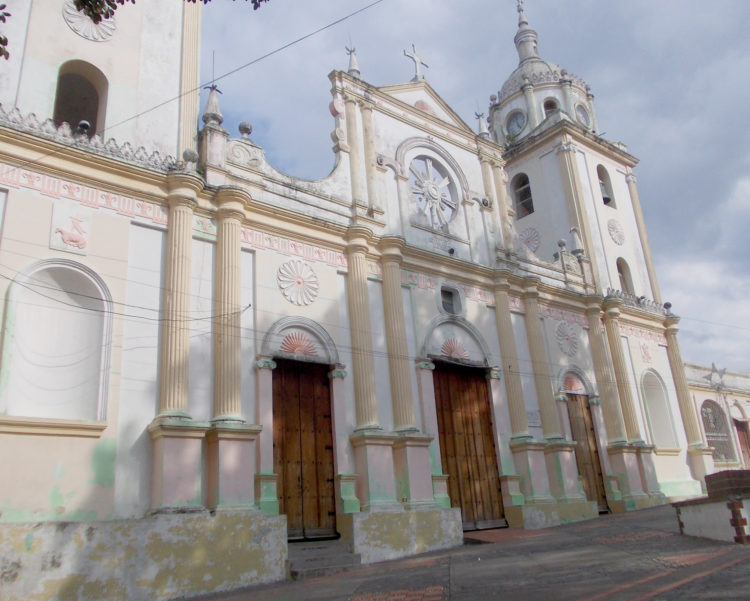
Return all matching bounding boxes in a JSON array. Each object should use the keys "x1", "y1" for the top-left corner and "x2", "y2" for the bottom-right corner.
[
  {"x1": 408, "y1": 155, "x2": 458, "y2": 231},
  {"x1": 441, "y1": 338, "x2": 470, "y2": 360},
  {"x1": 62, "y1": 0, "x2": 116, "y2": 42},
  {"x1": 555, "y1": 321, "x2": 579, "y2": 357},
  {"x1": 519, "y1": 227, "x2": 541, "y2": 253},
  {"x1": 277, "y1": 260, "x2": 319, "y2": 306},
  {"x1": 279, "y1": 331, "x2": 318, "y2": 357},
  {"x1": 607, "y1": 219, "x2": 625, "y2": 245},
  {"x1": 421, "y1": 314, "x2": 492, "y2": 367}
]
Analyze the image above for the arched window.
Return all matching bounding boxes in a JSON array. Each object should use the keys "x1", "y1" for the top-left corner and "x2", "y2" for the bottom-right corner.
[
  {"x1": 597, "y1": 165, "x2": 616, "y2": 207},
  {"x1": 0, "y1": 260, "x2": 112, "y2": 421},
  {"x1": 616, "y1": 258, "x2": 634, "y2": 294},
  {"x1": 53, "y1": 60, "x2": 108, "y2": 136},
  {"x1": 511, "y1": 173, "x2": 534, "y2": 218},
  {"x1": 641, "y1": 371, "x2": 678, "y2": 448},
  {"x1": 543, "y1": 98, "x2": 559, "y2": 119},
  {"x1": 701, "y1": 400, "x2": 736, "y2": 462}
]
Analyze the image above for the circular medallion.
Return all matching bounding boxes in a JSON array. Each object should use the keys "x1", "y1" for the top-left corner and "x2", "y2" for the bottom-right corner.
[
  {"x1": 519, "y1": 227, "x2": 541, "y2": 253},
  {"x1": 409, "y1": 156, "x2": 458, "y2": 230},
  {"x1": 506, "y1": 110, "x2": 526, "y2": 136},
  {"x1": 607, "y1": 219, "x2": 625, "y2": 245},
  {"x1": 62, "y1": 0, "x2": 116, "y2": 42},
  {"x1": 277, "y1": 260, "x2": 319, "y2": 306},
  {"x1": 575, "y1": 104, "x2": 591, "y2": 128},
  {"x1": 556, "y1": 322, "x2": 579, "y2": 357}
]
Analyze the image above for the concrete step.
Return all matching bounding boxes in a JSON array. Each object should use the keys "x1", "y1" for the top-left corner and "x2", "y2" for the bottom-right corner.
[{"x1": 287, "y1": 539, "x2": 362, "y2": 580}]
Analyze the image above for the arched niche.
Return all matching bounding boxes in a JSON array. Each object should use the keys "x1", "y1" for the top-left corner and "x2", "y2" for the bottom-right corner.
[
  {"x1": 640, "y1": 370, "x2": 678, "y2": 448},
  {"x1": 420, "y1": 314, "x2": 493, "y2": 368},
  {"x1": 54, "y1": 60, "x2": 109, "y2": 136},
  {"x1": 261, "y1": 316, "x2": 340, "y2": 365},
  {"x1": 558, "y1": 367, "x2": 595, "y2": 396},
  {"x1": 0, "y1": 259, "x2": 113, "y2": 421}
]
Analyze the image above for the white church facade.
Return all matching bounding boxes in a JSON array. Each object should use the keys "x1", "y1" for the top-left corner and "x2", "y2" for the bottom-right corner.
[{"x1": 0, "y1": 1, "x2": 726, "y2": 599}]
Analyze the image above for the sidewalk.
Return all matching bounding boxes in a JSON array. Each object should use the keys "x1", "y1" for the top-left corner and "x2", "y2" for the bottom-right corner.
[{"x1": 185, "y1": 505, "x2": 750, "y2": 601}]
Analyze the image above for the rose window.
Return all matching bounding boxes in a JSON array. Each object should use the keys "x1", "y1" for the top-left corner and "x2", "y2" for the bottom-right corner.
[{"x1": 409, "y1": 156, "x2": 458, "y2": 230}]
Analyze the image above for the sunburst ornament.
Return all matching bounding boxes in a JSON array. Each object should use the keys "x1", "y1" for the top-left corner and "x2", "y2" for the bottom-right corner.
[
  {"x1": 519, "y1": 227, "x2": 541, "y2": 253},
  {"x1": 62, "y1": 0, "x2": 116, "y2": 42},
  {"x1": 280, "y1": 332, "x2": 317, "y2": 356},
  {"x1": 409, "y1": 156, "x2": 457, "y2": 230},
  {"x1": 441, "y1": 338, "x2": 470, "y2": 360},
  {"x1": 277, "y1": 260, "x2": 319, "y2": 306},
  {"x1": 607, "y1": 219, "x2": 625, "y2": 245}
]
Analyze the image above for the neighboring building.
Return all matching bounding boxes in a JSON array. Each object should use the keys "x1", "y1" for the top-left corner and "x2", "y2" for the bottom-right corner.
[
  {"x1": 686, "y1": 363, "x2": 750, "y2": 470},
  {"x1": 0, "y1": 1, "x2": 726, "y2": 599}
]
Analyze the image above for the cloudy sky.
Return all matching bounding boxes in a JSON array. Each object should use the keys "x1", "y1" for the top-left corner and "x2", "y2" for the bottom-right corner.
[{"x1": 200, "y1": 0, "x2": 750, "y2": 374}]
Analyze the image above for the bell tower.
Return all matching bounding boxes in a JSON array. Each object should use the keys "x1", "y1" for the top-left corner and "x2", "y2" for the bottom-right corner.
[{"x1": 0, "y1": 0, "x2": 201, "y2": 157}]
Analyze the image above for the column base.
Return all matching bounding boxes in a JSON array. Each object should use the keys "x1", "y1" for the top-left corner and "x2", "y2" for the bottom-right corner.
[
  {"x1": 544, "y1": 439, "x2": 588, "y2": 503},
  {"x1": 687, "y1": 445, "x2": 716, "y2": 492},
  {"x1": 510, "y1": 439, "x2": 556, "y2": 504},
  {"x1": 432, "y1": 474, "x2": 451, "y2": 509},
  {"x1": 350, "y1": 430, "x2": 399, "y2": 510},
  {"x1": 504, "y1": 499, "x2": 597, "y2": 529},
  {"x1": 393, "y1": 432, "x2": 435, "y2": 506},
  {"x1": 205, "y1": 423, "x2": 262, "y2": 510},
  {"x1": 148, "y1": 417, "x2": 209, "y2": 511},
  {"x1": 336, "y1": 473, "x2": 361, "y2": 514},
  {"x1": 255, "y1": 471, "x2": 279, "y2": 516}
]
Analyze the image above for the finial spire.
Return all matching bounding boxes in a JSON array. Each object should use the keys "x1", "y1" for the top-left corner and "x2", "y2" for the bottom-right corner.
[
  {"x1": 513, "y1": 0, "x2": 539, "y2": 64},
  {"x1": 404, "y1": 44, "x2": 429, "y2": 81},
  {"x1": 346, "y1": 45, "x2": 361, "y2": 80},
  {"x1": 202, "y1": 84, "x2": 224, "y2": 126}
]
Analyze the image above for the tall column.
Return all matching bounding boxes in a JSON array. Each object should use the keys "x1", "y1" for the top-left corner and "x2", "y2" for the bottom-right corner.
[
  {"x1": 178, "y1": 1, "x2": 201, "y2": 156},
  {"x1": 602, "y1": 298, "x2": 643, "y2": 443},
  {"x1": 491, "y1": 162, "x2": 514, "y2": 250},
  {"x1": 346, "y1": 227, "x2": 379, "y2": 429},
  {"x1": 254, "y1": 357, "x2": 279, "y2": 516},
  {"x1": 149, "y1": 171, "x2": 206, "y2": 512},
  {"x1": 664, "y1": 314, "x2": 714, "y2": 485},
  {"x1": 360, "y1": 101, "x2": 379, "y2": 213},
  {"x1": 521, "y1": 279, "x2": 560, "y2": 439},
  {"x1": 205, "y1": 187, "x2": 260, "y2": 511},
  {"x1": 344, "y1": 94, "x2": 366, "y2": 216},
  {"x1": 493, "y1": 274, "x2": 529, "y2": 439},
  {"x1": 158, "y1": 172, "x2": 203, "y2": 417},
  {"x1": 556, "y1": 140, "x2": 601, "y2": 288},
  {"x1": 626, "y1": 172, "x2": 662, "y2": 304},
  {"x1": 379, "y1": 237, "x2": 415, "y2": 430},
  {"x1": 584, "y1": 297, "x2": 627, "y2": 445},
  {"x1": 212, "y1": 186, "x2": 248, "y2": 422},
  {"x1": 522, "y1": 80, "x2": 540, "y2": 129}
]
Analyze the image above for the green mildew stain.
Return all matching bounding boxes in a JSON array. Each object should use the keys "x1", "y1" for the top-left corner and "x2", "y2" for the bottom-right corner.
[
  {"x1": 25, "y1": 532, "x2": 33, "y2": 551},
  {"x1": 90, "y1": 438, "x2": 116, "y2": 488}
]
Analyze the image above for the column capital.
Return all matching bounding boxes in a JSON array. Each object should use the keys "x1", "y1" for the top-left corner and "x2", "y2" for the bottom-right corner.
[
  {"x1": 584, "y1": 294, "x2": 604, "y2": 312},
  {"x1": 494, "y1": 269, "x2": 513, "y2": 291},
  {"x1": 415, "y1": 360, "x2": 435, "y2": 371},
  {"x1": 346, "y1": 225, "x2": 374, "y2": 253},
  {"x1": 664, "y1": 314, "x2": 681, "y2": 332},
  {"x1": 488, "y1": 367, "x2": 502, "y2": 380},
  {"x1": 215, "y1": 185, "x2": 252, "y2": 218},
  {"x1": 556, "y1": 142, "x2": 577, "y2": 155},
  {"x1": 625, "y1": 172, "x2": 637, "y2": 184},
  {"x1": 255, "y1": 357, "x2": 277, "y2": 371},
  {"x1": 166, "y1": 171, "x2": 204, "y2": 205},
  {"x1": 602, "y1": 296, "x2": 623, "y2": 318},
  {"x1": 379, "y1": 236, "x2": 406, "y2": 262},
  {"x1": 522, "y1": 276, "x2": 541, "y2": 298},
  {"x1": 329, "y1": 365, "x2": 348, "y2": 379}
]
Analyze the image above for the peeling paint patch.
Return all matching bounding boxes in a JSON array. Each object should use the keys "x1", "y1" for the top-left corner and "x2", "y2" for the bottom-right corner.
[{"x1": 90, "y1": 439, "x2": 116, "y2": 488}]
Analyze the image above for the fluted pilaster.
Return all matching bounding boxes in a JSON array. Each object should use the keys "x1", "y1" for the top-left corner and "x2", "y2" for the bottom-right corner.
[
  {"x1": 602, "y1": 298, "x2": 642, "y2": 442},
  {"x1": 360, "y1": 102, "x2": 379, "y2": 212},
  {"x1": 585, "y1": 297, "x2": 627, "y2": 444},
  {"x1": 522, "y1": 279, "x2": 560, "y2": 439},
  {"x1": 178, "y1": 2, "x2": 202, "y2": 156},
  {"x1": 491, "y1": 162, "x2": 513, "y2": 248},
  {"x1": 380, "y1": 237, "x2": 415, "y2": 430},
  {"x1": 494, "y1": 273, "x2": 530, "y2": 438},
  {"x1": 664, "y1": 315, "x2": 703, "y2": 446},
  {"x1": 213, "y1": 186, "x2": 249, "y2": 421},
  {"x1": 626, "y1": 173, "x2": 662, "y2": 304},
  {"x1": 344, "y1": 95, "x2": 365, "y2": 213},
  {"x1": 159, "y1": 172, "x2": 203, "y2": 416},
  {"x1": 346, "y1": 227, "x2": 379, "y2": 429}
]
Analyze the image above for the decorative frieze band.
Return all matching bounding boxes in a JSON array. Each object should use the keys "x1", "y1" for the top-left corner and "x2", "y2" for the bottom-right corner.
[
  {"x1": 539, "y1": 305, "x2": 588, "y2": 327},
  {"x1": 620, "y1": 324, "x2": 667, "y2": 345}
]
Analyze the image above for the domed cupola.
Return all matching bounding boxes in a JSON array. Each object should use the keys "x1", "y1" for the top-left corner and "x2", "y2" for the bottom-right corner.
[{"x1": 489, "y1": 1, "x2": 598, "y2": 145}]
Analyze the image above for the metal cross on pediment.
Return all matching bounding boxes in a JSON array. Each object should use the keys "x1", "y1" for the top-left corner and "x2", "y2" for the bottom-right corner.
[{"x1": 404, "y1": 44, "x2": 429, "y2": 81}]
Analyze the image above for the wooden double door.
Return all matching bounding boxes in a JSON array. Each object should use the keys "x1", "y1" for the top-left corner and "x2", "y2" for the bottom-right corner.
[
  {"x1": 433, "y1": 362, "x2": 505, "y2": 530},
  {"x1": 567, "y1": 394, "x2": 609, "y2": 512},
  {"x1": 273, "y1": 359, "x2": 336, "y2": 539}
]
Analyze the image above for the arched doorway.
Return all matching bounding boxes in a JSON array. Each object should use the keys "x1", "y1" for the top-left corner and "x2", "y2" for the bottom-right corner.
[
  {"x1": 273, "y1": 358, "x2": 336, "y2": 540},
  {"x1": 433, "y1": 361, "x2": 505, "y2": 530},
  {"x1": 563, "y1": 373, "x2": 608, "y2": 513}
]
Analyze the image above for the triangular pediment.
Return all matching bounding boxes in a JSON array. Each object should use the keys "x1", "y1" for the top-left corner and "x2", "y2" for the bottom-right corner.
[{"x1": 378, "y1": 80, "x2": 473, "y2": 133}]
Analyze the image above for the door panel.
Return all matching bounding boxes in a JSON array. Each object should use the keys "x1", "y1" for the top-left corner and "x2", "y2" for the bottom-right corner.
[
  {"x1": 567, "y1": 394, "x2": 608, "y2": 512},
  {"x1": 273, "y1": 359, "x2": 335, "y2": 539},
  {"x1": 434, "y1": 362, "x2": 505, "y2": 530}
]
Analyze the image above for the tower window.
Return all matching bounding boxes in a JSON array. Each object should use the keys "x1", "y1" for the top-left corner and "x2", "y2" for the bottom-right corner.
[
  {"x1": 439, "y1": 285, "x2": 463, "y2": 315},
  {"x1": 597, "y1": 165, "x2": 616, "y2": 207},
  {"x1": 616, "y1": 258, "x2": 634, "y2": 294},
  {"x1": 543, "y1": 98, "x2": 559, "y2": 119},
  {"x1": 512, "y1": 173, "x2": 534, "y2": 218},
  {"x1": 53, "y1": 60, "x2": 108, "y2": 136}
]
